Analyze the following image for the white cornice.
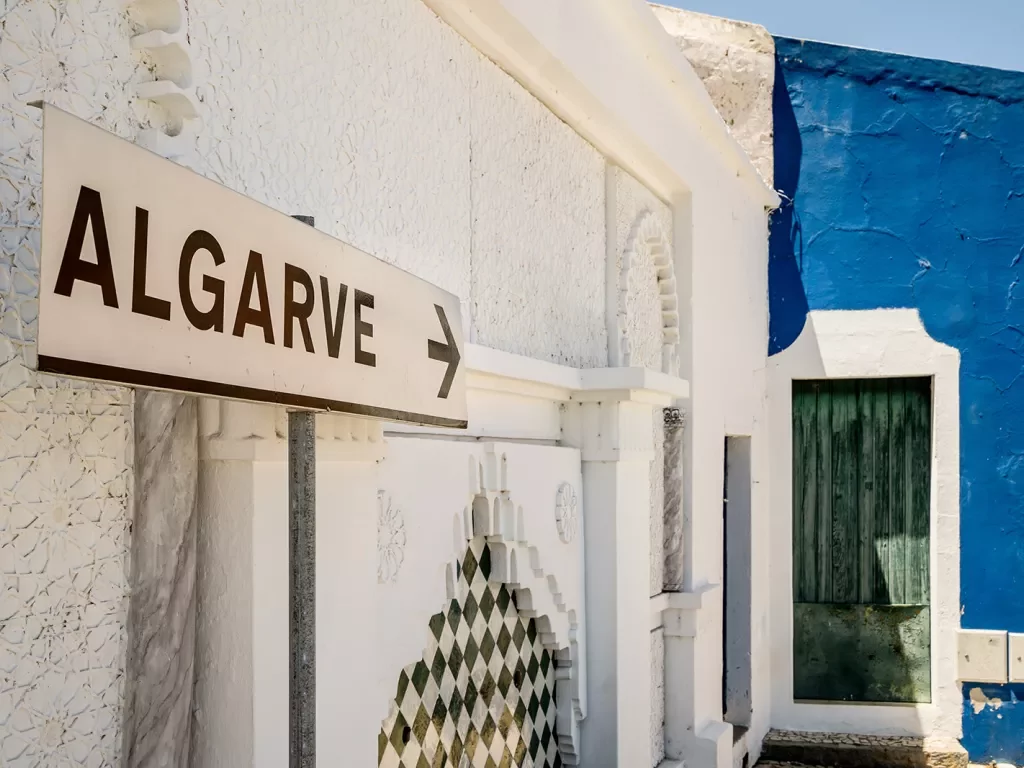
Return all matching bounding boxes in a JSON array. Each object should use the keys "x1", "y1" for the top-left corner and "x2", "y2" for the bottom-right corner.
[{"x1": 420, "y1": 0, "x2": 779, "y2": 208}]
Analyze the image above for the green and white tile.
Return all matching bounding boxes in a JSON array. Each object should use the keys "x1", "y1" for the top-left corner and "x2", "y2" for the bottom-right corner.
[{"x1": 379, "y1": 539, "x2": 562, "y2": 768}]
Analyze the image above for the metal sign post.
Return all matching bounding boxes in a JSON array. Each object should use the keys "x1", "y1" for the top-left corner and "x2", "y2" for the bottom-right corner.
[{"x1": 289, "y1": 216, "x2": 316, "y2": 768}]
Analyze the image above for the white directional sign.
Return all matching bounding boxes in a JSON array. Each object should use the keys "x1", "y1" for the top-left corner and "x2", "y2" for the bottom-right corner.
[{"x1": 37, "y1": 105, "x2": 467, "y2": 428}]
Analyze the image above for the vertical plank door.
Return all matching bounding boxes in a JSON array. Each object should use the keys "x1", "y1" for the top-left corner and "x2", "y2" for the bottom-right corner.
[{"x1": 792, "y1": 377, "x2": 932, "y2": 703}]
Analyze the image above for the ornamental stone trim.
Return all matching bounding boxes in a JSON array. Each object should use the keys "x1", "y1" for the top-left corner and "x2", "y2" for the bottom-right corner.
[
  {"x1": 377, "y1": 491, "x2": 407, "y2": 585},
  {"x1": 555, "y1": 482, "x2": 579, "y2": 544}
]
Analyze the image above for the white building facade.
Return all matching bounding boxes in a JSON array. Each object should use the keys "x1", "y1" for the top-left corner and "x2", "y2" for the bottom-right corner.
[{"x1": 0, "y1": 1, "x2": 775, "y2": 766}]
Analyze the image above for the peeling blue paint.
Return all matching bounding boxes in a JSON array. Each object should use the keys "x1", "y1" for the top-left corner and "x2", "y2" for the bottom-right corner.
[
  {"x1": 962, "y1": 684, "x2": 1024, "y2": 765},
  {"x1": 771, "y1": 37, "x2": 1024, "y2": 761}
]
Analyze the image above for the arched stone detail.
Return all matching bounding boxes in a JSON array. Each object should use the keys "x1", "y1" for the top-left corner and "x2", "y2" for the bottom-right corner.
[
  {"x1": 617, "y1": 211, "x2": 680, "y2": 375},
  {"x1": 380, "y1": 451, "x2": 584, "y2": 766}
]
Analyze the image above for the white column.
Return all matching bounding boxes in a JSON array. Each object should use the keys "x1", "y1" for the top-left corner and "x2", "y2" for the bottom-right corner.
[
  {"x1": 313, "y1": 413, "x2": 386, "y2": 767},
  {"x1": 192, "y1": 400, "x2": 384, "y2": 768},
  {"x1": 563, "y1": 369, "x2": 686, "y2": 767}
]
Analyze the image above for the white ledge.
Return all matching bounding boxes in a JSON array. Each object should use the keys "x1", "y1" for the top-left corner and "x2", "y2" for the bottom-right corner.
[
  {"x1": 650, "y1": 584, "x2": 719, "y2": 631},
  {"x1": 466, "y1": 343, "x2": 690, "y2": 402},
  {"x1": 576, "y1": 366, "x2": 689, "y2": 401},
  {"x1": 465, "y1": 343, "x2": 581, "y2": 398}
]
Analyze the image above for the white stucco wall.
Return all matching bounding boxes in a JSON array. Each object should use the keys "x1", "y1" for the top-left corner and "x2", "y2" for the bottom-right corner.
[
  {"x1": 638, "y1": 8, "x2": 775, "y2": 758},
  {"x1": 186, "y1": 0, "x2": 607, "y2": 369},
  {"x1": 684, "y1": 178, "x2": 771, "y2": 756},
  {"x1": 0, "y1": 1, "x2": 158, "y2": 763},
  {"x1": 2, "y1": 0, "x2": 611, "y2": 759},
  {"x1": 2, "y1": 0, "x2": 778, "y2": 764}
]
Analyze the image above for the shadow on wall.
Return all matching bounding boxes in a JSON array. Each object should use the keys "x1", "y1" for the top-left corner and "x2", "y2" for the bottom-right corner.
[{"x1": 767, "y1": 54, "x2": 809, "y2": 356}]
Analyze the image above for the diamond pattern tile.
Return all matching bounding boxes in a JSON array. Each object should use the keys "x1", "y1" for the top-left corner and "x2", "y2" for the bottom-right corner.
[{"x1": 380, "y1": 539, "x2": 561, "y2": 767}]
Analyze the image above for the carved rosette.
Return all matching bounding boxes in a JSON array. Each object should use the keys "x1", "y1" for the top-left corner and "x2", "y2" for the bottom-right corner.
[
  {"x1": 377, "y1": 491, "x2": 406, "y2": 585},
  {"x1": 555, "y1": 482, "x2": 579, "y2": 544}
]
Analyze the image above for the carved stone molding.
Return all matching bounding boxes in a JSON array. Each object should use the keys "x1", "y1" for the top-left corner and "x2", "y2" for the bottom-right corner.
[
  {"x1": 126, "y1": 0, "x2": 200, "y2": 156},
  {"x1": 663, "y1": 407, "x2": 686, "y2": 591},
  {"x1": 617, "y1": 211, "x2": 680, "y2": 375},
  {"x1": 377, "y1": 491, "x2": 406, "y2": 585}
]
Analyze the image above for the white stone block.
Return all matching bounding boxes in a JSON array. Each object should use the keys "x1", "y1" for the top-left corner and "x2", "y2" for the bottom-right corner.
[
  {"x1": 1008, "y1": 633, "x2": 1024, "y2": 683},
  {"x1": 958, "y1": 629, "x2": 1008, "y2": 683}
]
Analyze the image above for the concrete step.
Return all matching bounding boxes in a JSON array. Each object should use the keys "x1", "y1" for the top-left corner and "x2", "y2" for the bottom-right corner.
[{"x1": 758, "y1": 730, "x2": 968, "y2": 768}]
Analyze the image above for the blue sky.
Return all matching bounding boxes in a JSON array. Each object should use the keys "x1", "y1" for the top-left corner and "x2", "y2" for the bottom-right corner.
[{"x1": 657, "y1": 0, "x2": 1024, "y2": 73}]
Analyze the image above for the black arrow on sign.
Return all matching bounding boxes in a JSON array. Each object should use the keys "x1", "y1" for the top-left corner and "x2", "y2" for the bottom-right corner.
[{"x1": 427, "y1": 304, "x2": 460, "y2": 399}]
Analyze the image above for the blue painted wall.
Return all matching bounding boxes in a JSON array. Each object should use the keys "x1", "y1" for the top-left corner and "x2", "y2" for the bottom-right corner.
[{"x1": 771, "y1": 37, "x2": 1024, "y2": 763}]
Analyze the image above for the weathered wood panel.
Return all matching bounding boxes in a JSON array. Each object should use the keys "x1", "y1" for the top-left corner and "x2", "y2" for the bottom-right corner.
[
  {"x1": 793, "y1": 604, "x2": 932, "y2": 703},
  {"x1": 907, "y1": 378, "x2": 932, "y2": 605},
  {"x1": 792, "y1": 377, "x2": 932, "y2": 704},
  {"x1": 815, "y1": 385, "x2": 833, "y2": 602},
  {"x1": 793, "y1": 382, "x2": 818, "y2": 602},
  {"x1": 792, "y1": 378, "x2": 931, "y2": 607},
  {"x1": 831, "y1": 379, "x2": 858, "y2": 604},
  {"x1": 888, "y1": 380, "x2": 908, "y2": 604}
]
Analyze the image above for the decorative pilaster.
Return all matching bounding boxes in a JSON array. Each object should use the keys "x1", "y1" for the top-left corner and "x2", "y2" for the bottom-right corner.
[
  {"x1": 663, "y1": 407, "x2": 685, "y2": 592},
  {"x1": 562, "y1": 367, "x2": 688, "y2": 768},
  {"x1": 192, "y1": 401, "x2": 385, "y2": 768},
  {"x1": 121, "y1": 392, "x2": 198, "y2": 768}
]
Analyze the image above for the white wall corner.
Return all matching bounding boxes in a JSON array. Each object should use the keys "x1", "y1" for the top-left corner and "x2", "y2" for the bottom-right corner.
[
  {"x1": 1009, "y1": 633, "x2": 1024, "y2": 683},
  {"x1": 958, "y1": 629, "x2": 1009, "y2": 684}
]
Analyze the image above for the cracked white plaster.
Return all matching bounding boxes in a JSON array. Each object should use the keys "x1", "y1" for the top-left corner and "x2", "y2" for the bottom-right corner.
[
  {"x1": 1, "y1": 0, "x2": 149, "y2": 764},
  {"x1": 183, "y1": 0, "x2": 606, "y2": 368}
]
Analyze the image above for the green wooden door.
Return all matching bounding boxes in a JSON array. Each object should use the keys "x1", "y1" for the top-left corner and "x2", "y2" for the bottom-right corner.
[{"x1": 792, "y1": 377, "x2": 932, "y2": 703}]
